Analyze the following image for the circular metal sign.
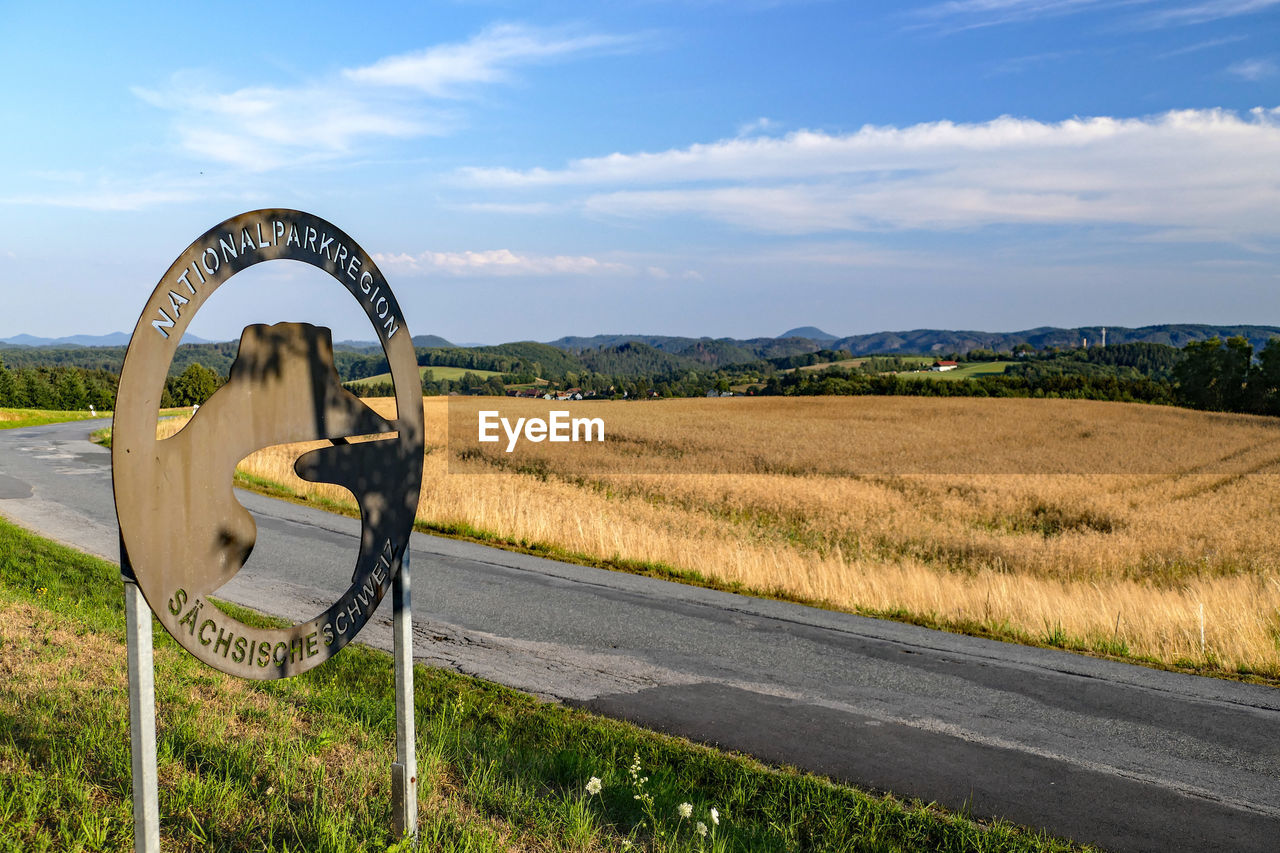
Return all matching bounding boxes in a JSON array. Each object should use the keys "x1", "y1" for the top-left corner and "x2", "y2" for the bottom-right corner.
[{"x1": 112, "y1": 209, "x2": 424, "y2": 679}]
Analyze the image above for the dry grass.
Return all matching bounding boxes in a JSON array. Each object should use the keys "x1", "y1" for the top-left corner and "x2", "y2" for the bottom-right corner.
[{"x1": 163, "y1": 396, "x2": 1280, "y2": 677}]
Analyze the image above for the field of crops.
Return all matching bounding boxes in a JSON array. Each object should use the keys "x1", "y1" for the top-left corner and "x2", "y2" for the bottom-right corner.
[
  {"x1": 167, "y1": 395, "x2": 1280, "y2": 677},
  {"x1": 347, "y1": 365, "x2": 503, "y2": 386},
  {"x1": 904, "y1": 361, "x2": 1014, "y2": 380}
]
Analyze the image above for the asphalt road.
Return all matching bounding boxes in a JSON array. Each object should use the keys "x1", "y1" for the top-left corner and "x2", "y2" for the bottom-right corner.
[{"x1": 3, "y1": 419, "x2": 1280, "y2": 852}]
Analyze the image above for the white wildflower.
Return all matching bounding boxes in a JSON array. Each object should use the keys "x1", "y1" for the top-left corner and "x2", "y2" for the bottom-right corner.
[
  {"x1": 696, "y1": 821, "x2": 708, "y2": 837},
  {"x1": 710, "y1": 807, "x2": 720, "y2": 825},
  {"x1": 585, "y1": 776, "x2": 602, "y2": 796},
  {"x1": 678, "y1": 802, "x2": 693, "y2": 819}
]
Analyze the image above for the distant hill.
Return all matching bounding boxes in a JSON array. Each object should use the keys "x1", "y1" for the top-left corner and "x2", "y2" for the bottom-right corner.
[
  {"x1": 780, "y1": 326, "x2": 839, "y2": 342},
  {"x1": 578, "y1": 341, "x2": 704, "y2": 376},
  {"x1": 546, "y1": 334, "x2": 820, "y2": 368},
  {"x1": 9, "y1": 323, "x2": 1280, "y2": 382},
  {"x1": 0, "y1": 331, "x2": 212, "y2": 347},
  {"x1": 828, "y1": 325, "x2": 1280, "y2": 356},
  {"x1": 540, "y1": 324, "x2": 1280, "y2": 373},
  {"x1": 334, "y1": 333, "x2": 454, "y2": 353}
]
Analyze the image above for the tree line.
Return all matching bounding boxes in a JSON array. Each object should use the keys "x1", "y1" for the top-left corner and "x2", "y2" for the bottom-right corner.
[
  {"x1": 1172, "y1": 336, "x2": 1280, "y2": 415},
  {"x1": 756, "y1": 367, "x2": 1175, "y2": 405},
  {"x1": 0, "y1": 359, "x2": 118, "y2": 410},
  {"x1": 11, "y1": 335, "x2": 1280, "y2": 418},
  {"x1": 345, "y1": 369, "x2": 508, "y2": 399}
]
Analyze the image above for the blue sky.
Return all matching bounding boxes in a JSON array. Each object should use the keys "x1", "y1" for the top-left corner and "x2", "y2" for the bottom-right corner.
[{"x1": 1, "y1": 0, "x2": 1278, "y2": 343}]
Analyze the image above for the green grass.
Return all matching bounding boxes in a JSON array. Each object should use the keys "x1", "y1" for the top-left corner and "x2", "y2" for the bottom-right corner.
[
  {"x1": 784, "y1": 359, "x2": 867, "y2": 373},
  {"x1": 0, "y1": 516, "x2": 1098, "y2": 852},
  {"x1": 0, "y1": 407, "x2": 111, "y2": 430},
  {"x1": 903, "y1": 362, "x2": 1015, "y2": 381},
  {"x1": 783, "y1": 358, "x2": 939, "y2": 376},
  {"x1": 89, "y1": 409, "x2": 195, "y2": 449},
  {"x1": 349, "y1": 366, "x2": 504, "y2": 387}
]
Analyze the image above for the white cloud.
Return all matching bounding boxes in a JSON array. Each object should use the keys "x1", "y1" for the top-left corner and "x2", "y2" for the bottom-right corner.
[
  {"x1": 736, "y1": 117, "x2": 777, "y2": 137},
  {"x1": 1227, "y1": 57, "x2": 1278, "y2": 80},
  {"x1": 345, "y1": 24, "x2": 639, "y2": 96},
  {"x1": 1154, "y1": 35, "x2": 1248, "y2": 59},
  {"x1": 2, "y1": 187, "x2": 198, "y2": 211},
  {"x1": 137, "y1": 24, "x2": 637, "y2": 171},
  {"x1": 1138, "y1": 0, "x2": 1280, "y2": 27},
  {"x1": 0, "y1": 173, "x2": 248, "y2": 212},
  {"x1": 462, "y1": 201, "x2": 559, "y2": 215},
  {"x1": 375, "y1": 249, "x2": 633, "y2": 276},
  {"x1": 133, "y1": 78, "x2": 432, "y2": 171},
  {"x1": 913, "y1": 0, "x2": 1280, "y2": 30},
  {"x1": 460, "y1": 107, "x2": 1280, "y2": 237},
  {"x1": 910, "y1": 0, "x2": 1110, "y2": 30}
]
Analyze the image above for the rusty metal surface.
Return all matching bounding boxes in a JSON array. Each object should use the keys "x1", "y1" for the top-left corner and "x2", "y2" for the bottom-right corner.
[{"x1": 112, "y1": 210, "x2": 424, "y2": 679}]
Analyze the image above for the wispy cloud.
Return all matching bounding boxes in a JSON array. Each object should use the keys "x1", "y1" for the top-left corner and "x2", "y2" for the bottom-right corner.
[
  {"x1": 136, "y1": 24, "x2": 639, "y2": 172},
  {"x1": 987, "y1": 50, "x2": 1082, "y2": 75},
  {"x1": 1227, "y1": 57, "x2": 1278, "y2": 80},
  {"x1": 1137, "y1": 0, "x2": 1280, "y2": 27},
  {"x1": 1153, "y1": 34, "x2": 1247, "y2": 58},
  {"x1": 133, "y1": 76, "x2": 435, "y2": 172},
  {"x1": 0, "y1": 173, "x2": 250, "y2": 211},
  {"x1": 911, "y1": 0, "x2": 1112, "y2": 31},
  {"x1": 736, "y1": 117, "x2": 778, "y2": 137},
  {"x1": 913, "y1": 0, "x2": 1280, "y2": 30},
  {"x1": 459, "y1": 107, "x2": 1280, "y2": 238},
  {"x1": 375, "y1": 249, "x2": 634, "y2": 277},
  {"x1": 346, "y1": 24, "x2": 639, "y2": 96}
]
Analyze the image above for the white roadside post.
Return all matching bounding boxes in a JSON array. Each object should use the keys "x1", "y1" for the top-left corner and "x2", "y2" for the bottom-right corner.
[
  {"x1": 391, "y1": 546, "x2": 418, "y2": 840},
  {"x1": 123, "y1": 560, "x2": 160, "y2": 852}
]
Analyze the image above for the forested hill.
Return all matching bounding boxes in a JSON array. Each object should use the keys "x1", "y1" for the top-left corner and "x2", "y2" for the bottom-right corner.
[
  {"x1": 547, "y1": 325, "x2": 1280, "y2": 364},
  {"x1": 7, "y1": 324, "x2": 1280, "y2": 383},
  {"x1": 548, "y1": 334, "x2": 824, "y2": 365},
  {"x1": 828, "y1": 325, "x2": 1280, "y2": 356},
  {"x1": 0, "y1": 341, "x2": 241, "y2": 378}
]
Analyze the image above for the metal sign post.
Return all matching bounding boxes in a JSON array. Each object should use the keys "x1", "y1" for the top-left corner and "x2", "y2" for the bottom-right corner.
[
  {"x1": 113, "y1": 209, "x2": 425, "y2": 845},
  {"x1": 124, "y1": 572, "x2": 160, "y2": 852},
  {"x1": 392, "y1": 548, "x2": 417, "y2": 838}
]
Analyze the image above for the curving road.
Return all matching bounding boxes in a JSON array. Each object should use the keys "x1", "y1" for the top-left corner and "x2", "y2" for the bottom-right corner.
[{"x1": 3, "y1": 420, "x2": 1280, "y2": 852}]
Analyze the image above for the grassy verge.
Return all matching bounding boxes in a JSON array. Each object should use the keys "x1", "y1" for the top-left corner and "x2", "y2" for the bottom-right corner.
[
  {"x1": 0, "y1": 407, "x2": 112, "y2": 430},
  {"x1": 0, "y1": 516, "x2": 1097, "y2": 852}
]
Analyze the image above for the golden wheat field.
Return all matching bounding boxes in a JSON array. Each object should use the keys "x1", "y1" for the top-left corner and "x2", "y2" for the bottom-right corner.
[{"x1": 159, "y1": 395, "x2": 1280, "y2": 677}]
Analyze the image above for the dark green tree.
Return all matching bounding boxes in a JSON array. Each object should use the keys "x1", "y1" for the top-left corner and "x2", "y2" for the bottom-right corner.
[
  {"x1": 18, "y1": 370, "x2": 56, "y2": 409},
  {"x1": 0, "y1": 361, "x2": 12, "y2": 407},
  {"x1": 56, "y1": 369, "x2": 88, "y2": 411},
  {"x1": 1174, "y1": 337, "x2": 1227, "y2": 410},
  {"x1": 168, "y1": 363, "x2": 221, "y2": 406},
  {"x1": 1247, "y1": 337, "x2": 1280, "y2": 415}
]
